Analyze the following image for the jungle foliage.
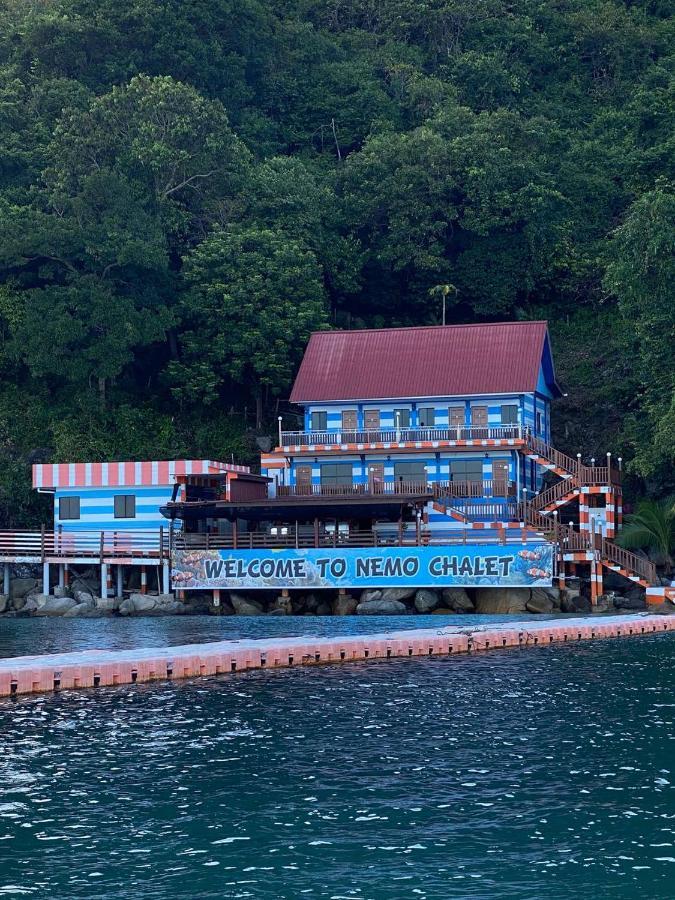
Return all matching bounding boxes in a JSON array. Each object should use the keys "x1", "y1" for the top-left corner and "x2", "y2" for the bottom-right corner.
[{"x1": 0, "y1": 0, "x2": 672, "y2": 524}]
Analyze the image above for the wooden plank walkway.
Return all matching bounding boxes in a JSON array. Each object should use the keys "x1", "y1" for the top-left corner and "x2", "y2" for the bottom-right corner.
[{"x1": 2, "y1": 614, "x2": 674, "y2": 697}]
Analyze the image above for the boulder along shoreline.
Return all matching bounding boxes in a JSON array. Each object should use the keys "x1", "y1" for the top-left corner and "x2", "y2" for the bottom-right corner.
[{"x1": 0, "y1": 570, "x2": 660, "y2": 618}]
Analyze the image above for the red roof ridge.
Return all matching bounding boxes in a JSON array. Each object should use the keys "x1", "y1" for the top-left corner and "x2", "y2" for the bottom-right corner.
[{"x1": 309, "y1": 320, "x2": 548, "y2": 337}]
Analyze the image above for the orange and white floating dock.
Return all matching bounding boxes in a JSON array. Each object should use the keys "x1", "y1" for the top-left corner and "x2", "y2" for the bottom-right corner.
[{"x1": 2, "y1": 614, "x2": 674, "y2": 698}]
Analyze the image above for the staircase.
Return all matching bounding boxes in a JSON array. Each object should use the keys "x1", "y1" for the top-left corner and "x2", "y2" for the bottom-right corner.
[
  {"x1": 522, "y1": 503, "x2": 657, "y2": 587},
  {"x1": 529, "y1": 477, "x2": 580, "y2": 513}
]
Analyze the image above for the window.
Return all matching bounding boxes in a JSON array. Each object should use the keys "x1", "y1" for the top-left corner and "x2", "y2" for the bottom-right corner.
[
  {"x1": 448, "y1": 460, "x2": 483, "y2": 483},
  {"x1": 393, "y1": 408, "x2": 410, "y2": 428},
  {"x1": 114, "y1": 495, "x2": 136, "y2": 518},
  {"x1": 310, "y1": 410, "x2": 327, "y2": 431},
  {"x1": 449, "y1": 406, "x2": 465, "y2": 427},
  {"x1": 320, "y1": 463, "x2": 353, "y2": 486},
  {"x1": 536, "y1": 411, "x2": 543, "y2": 434},
  {"x1": 59, "y1": 496, "x2": 80, "y2": 520},
  {"x1": 418, "y1": 407, "x2": 435, "y2": 427},
  {"x1": 393, "y1": 462, "x2": 428, "y2": 483},
  {"x1": 500, "y1": 404, "x2": 519, "y2": 425}
]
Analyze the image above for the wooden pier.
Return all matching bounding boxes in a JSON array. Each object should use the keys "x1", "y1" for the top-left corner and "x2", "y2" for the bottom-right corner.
[{"x1": 2, "y1": 614, "x2": 674, "y2": 698}]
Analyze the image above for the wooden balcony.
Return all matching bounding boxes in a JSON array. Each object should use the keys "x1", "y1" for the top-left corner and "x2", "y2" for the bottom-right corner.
[
  {"x1": 275, "y1": 480, "x2": 516, "y2": 500},
  {"x1": 279, "y1": 425, "x2": 523, "y2": 448},
  {"x1": 0, "y1": 528, "x2": 170, "y2": 563}
]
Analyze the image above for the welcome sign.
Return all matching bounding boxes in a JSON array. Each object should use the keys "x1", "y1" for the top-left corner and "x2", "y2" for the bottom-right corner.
[{"x1": 172, "y1": 544, "x2": 554, "y2": 590}]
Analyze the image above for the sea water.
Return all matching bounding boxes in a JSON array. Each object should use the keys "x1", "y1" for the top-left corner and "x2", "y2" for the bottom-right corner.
[{"x1": 1, "y1": 617, "x2": 674, "y2": 899}]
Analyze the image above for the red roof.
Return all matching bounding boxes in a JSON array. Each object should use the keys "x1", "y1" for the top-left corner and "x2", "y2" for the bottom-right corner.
[{"x1": 290, "y1": 322, "x2": 556, "y2": 403}]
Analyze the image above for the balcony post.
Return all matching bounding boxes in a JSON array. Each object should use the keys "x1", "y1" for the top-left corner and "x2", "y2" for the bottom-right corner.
[
  {"x1": 313, "y1": 518, "x2": 319, "y2": 548},
  {"x1": 232, "y1": 520, "x2": 238, "y2": 550}
]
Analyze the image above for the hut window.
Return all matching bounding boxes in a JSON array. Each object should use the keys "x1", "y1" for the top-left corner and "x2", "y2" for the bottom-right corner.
[
  {"x1": 393, "y1": 462, "x2": 428, "y2": 483},
  {"x1": 114, "y1": 495, "x2": 136, "y2": 518},
  {"x1": 393, "y1": 408, "x2": 410, "y2": 428},
  {"x1": 500, "y1": 404, "x2": 519, "y2": 424},
  {"x1": 320, "y1": 463, "x2": 353, "y2": 486},
  {"x1": 59, "y1": 496, "x2": 80, "y2": 520},
  {"x1": 310, "y1": 411, "x2": 327, "y2": 431},
  {"x1": 418, "y1": 407, "x2": 435, "y2": 427}
]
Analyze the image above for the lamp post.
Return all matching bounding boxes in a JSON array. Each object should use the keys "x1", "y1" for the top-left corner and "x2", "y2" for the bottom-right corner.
[{"x1": 278, "y1": 416, "x2": 283, "y2": 447}]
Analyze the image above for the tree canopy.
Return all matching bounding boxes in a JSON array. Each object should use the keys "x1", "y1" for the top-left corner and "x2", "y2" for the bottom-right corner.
[{"x1": 0, "y1": 0, "x2": 672, "y2": 523}]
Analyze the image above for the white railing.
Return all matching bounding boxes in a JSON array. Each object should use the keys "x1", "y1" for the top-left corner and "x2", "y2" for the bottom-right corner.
[{"x1": 279, "y1": 425, "x2": 523, "y2": 447}]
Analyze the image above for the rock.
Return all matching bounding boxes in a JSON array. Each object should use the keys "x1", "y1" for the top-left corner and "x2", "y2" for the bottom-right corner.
[
  {"x1": 526, "y1": 594, "x2": 554, "y2": 614},
  {"x1": 333, "y1": 594, "x2": 358, "y2": 616},
  {"x1": 356, "y1": 599, "x2": 408, "y2": 615},
  {"x1": 73, "y1": 589, "x2": 94, "y2": 605},
  {"x1": 379, "y1": 587, "x2": 416, "y2": 603},
  {"x1": 0, "y1": 594, "x2": 8, "y2": 614},
  {"x1": 24, "y1": 593, "x2": 50, "y2": 612},
  {"x1": 474, "y1": 588, "x2": 530, "y2": 614},
  {"x1": 95, "y1": 597, "x2": 119, "y2": 612},
  {"x1": 10, "y1": 578, "x2": 38, "y2": 600},
  {"x1": 34, "y1": 596, "x2": 77, "y2": 616},
  {"x1": 129, "y1": 594, "x2": 159, "y2": 613},
  {"x1": 614, "y1": 593, "x2": 646, "y2": 610},
  {"x1": 70, "y1": 577, "x2": 97, "y2": 598},
  {"x1": 303, "y1": 593, "x2": 320, "y2": 612},
  {"x1": 230, "y1": 593, "x2": 264, "y2": 616},
  {"x1": 414, "y1": 589, "x2": 440, "y2": 613},
  {"x1": 270, "y1": 595, "x2": 293, "y2": 615},
  {"x1": 359, "y1": 589, "x2": 383, "y2": 603},
  {"x1": 316, "y1": 601, "x2": 333, "y2": 616},
  {"x1": 53, "y1": 585, "x2": 72, "y2": 598},
  {"x1": 531, "y1": 587, "x2": 561, "y2": 608},
  {"x1": 63, "y1": 603, "x2": 95, "y2": 617},
  {"x1": 561, "y1": 593, "x2": 591, "y2": 613},
  {"x1": 441, "y1": 587, "x2": 474, "y2": 612}
]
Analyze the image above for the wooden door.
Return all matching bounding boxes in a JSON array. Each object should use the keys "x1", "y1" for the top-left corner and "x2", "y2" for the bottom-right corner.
[
  {"x1": 471, "y1": 406, "x2": 488, "y2": 427},
  {"x1": 342, "y1": 409, "x2": 357, "y2": 432},
  {"x1": 364, "y1": 409, "x2": 380, "y2": 431},
  {"x1": 491, "y1": 460, "x2": 509, "y2": 496},
  {"x1": 368, "y1": 462, "x2": 385, "y2": 492},
  {"x1": 295, "y1": 465, "x2": 312, "y2": 495},
  {"x1": 449, "y1": 406, "x2": 464, "y2": 428}
]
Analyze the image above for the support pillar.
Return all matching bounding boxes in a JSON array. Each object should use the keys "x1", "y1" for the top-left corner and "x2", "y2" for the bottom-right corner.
[
  {"x1": 42, "y1": 562, "x2": 50, "y2": 595},
  {"x1": 140, "y1": 566, "x2": 147, "y2": 595},
  {"x1": 212, "y1": 589, "x2": 220, "y2": 607},
  {"x1": 58, "y1": 564, "x2": 65, "y2": 589},
  {"x1": 63, "y1": 564, "x2": 70, "y2": 587},
  {"x1": 557, "y1": 561, "x2": 566, "y2": 591},
  {"x1": 107, "y1": 565, "x2": 113, "y2": 594},
  {"x1": 579, "y1": 492, "x2": 589, "y2": 533},
  {"x1": 116, "y1": 565, "x2": 124, "y2": 599},
  {"x1": 3, "y1": 563, "x2": 10, "y2": 596},
  {"x1": 162, "y1": 562, "x2": 170, "y2": 595},
  {"x1": 100, "y1": 563, "x2": 108, "y2": 600},
  {"x1": 590, "y1": 558, "x2": 603, "y2": 606},
  {"x1": 605, "y1": 490, "x2": 616, "y2": 539}
]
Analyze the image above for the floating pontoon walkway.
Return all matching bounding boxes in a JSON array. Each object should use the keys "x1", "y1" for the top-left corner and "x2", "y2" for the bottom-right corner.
[{"x1": 2, "y1": 614, "x2": 674, "y2": 697}]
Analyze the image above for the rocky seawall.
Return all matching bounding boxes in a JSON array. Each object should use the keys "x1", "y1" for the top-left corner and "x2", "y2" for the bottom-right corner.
[{"x1": 0, "y1": 571, "x2": 656, "y2": 619}]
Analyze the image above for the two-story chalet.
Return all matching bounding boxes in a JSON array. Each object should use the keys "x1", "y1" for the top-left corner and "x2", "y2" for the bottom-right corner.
[{"x1": 262, "y1": 322, "x2": 561, "y2": 508}]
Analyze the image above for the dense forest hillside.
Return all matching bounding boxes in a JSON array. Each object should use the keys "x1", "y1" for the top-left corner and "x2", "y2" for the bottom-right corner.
[{"x1": 0, "y1": 0, "x2": 672, "y2": 524}]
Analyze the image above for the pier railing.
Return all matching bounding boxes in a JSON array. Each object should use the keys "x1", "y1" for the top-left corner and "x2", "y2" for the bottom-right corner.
[{"x1": 0, "y1": 528, "x2": 169, "y2": 561}]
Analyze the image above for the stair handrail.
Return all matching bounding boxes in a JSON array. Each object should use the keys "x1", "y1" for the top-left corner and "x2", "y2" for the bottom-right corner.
[{"x1": 600, "y1": 538, "x2": 657, "y2": 585}]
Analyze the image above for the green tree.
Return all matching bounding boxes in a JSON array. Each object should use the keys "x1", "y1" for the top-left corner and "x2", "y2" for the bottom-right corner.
[
  {"x1": 604, "y1": 182, "x2": 675, "y2": 482},
  {"x1": 616, "y1": 499, "x2": 675, "y2": 569},
  {"x1": 171, "y1": 226, "x2": 328, "y2": 428}
]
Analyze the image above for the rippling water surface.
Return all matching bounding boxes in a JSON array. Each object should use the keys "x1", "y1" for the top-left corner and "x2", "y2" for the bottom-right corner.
[{"x1": 2, "y1": 621, "x2": 675, "y2": 899}]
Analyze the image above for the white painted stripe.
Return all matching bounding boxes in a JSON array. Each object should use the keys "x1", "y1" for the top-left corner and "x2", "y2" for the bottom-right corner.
[
  {"x1": 134, "y1": 462, "x2": 142, "y2": 484},
  {"x1": 52, "y1": 464, "x2": 60, "y2": 488},
  {"x1": 34, "y1": 466, "x2": 42, "y2": 489},
  {"x1": 151, "y1": 461, "x2": 159, "y2": 485},
  {"x1": 101, "y1": 462, "x2": 108, "y2": 487},
  {"x1": 84, "y1": 463, "x2": 92, "y2": 487}
]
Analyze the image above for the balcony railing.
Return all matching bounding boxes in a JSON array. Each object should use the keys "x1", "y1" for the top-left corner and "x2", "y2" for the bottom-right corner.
[
  {"x1": 279, "y1": 425, "x2": 523, "y2": 447},
  {"x1": 274, "y1": 480, "x2": 516, "y2": 500},
  {"x1": 0, "y1": 528, "x2": 170, "y2": 561},
  {"x1": 173, "y1": 527, "x2": 531, "y2": 552}
]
